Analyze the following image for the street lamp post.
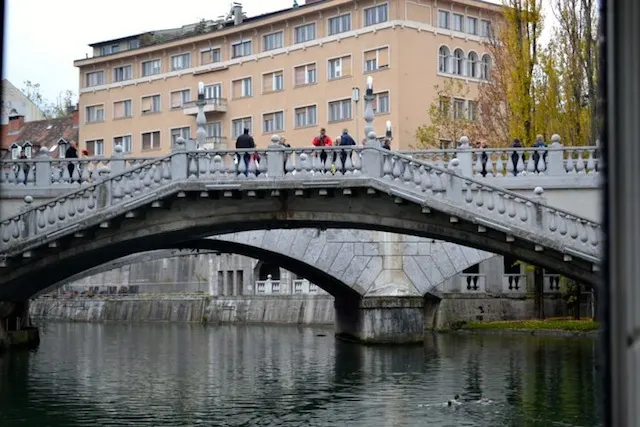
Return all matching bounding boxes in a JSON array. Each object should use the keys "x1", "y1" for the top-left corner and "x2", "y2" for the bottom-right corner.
[
  {"x1": 352, "y1": 87, "x2": 360, "y2": 143},
  {"x1": 195, "y1": 81, "x2": 207, "y2": 149}
]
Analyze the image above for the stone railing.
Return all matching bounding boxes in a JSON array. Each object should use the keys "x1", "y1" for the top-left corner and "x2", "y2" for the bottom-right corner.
[
  {"x1": 0, "y1": 134, "x2": 601, "y2": 269},
  {"x1": 0, "y1": 145, "x2": 158, "y2": 188},
  {"x1": 255, "y1": 279, "x2": 282, "y2": 294},
  {"x1": 398, "y1": 135, "x2": 599, "y2": 178},
  {"x1": 0, "y1": 137, "x2": 599, "y2": 191}
]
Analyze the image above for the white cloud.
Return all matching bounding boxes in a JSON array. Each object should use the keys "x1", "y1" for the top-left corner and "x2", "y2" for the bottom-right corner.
[{"x1": 3, "y1": 0, "x2": 292, "y2": 102}]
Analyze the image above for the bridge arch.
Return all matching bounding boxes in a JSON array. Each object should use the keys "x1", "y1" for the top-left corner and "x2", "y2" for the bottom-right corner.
[{"x1": 0, "y1": 188, "x2": 598, "y2": 302}]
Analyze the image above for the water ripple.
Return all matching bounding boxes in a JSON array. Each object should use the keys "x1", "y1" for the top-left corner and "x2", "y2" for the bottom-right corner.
[{"x1": 0, "y1": 323, "x2": 602, "y2": 427}]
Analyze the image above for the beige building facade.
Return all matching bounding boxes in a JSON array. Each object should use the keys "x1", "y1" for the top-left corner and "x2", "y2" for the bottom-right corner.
[{"x1": 74, "y1": 0, "x2": 501, "y2": 156}]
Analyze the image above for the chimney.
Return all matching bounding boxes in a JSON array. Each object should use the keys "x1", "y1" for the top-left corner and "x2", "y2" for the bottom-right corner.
[
  {"x1": 8, "y1": 115, "x2": 25, "y2": 133},
  {"x1": 232, "y1": 3, "x2": 243, "y2": 25}
]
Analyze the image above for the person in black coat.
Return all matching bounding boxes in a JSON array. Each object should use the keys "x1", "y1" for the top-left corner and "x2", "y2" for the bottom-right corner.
[
  {"x1": 338, "y1": 129, "x2": 356, "y2": 173},
  {"x1": 65, "y1": 142, "x2": 78, "y2": 181},
  {"x1": 235, "y1": 128, "x2": 255, "y2": 175}
]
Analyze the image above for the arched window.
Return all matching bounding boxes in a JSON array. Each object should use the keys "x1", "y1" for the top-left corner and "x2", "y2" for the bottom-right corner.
[
  {"x1": 481, "y1": 54, "x2": 492, "y2": 80},
  {"x1": 468, "y1": 52, "x2": 479, "y2": 78},
  {"x1": 453, "y1": 49, "x2": 465, "y2": 75},
  {"x1": 438, "y1": 46, "x2": 450, "y2": 73}
]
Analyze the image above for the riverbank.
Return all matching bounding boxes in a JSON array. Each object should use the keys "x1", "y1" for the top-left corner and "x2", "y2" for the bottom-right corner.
[{"x1": 449, "y1": 318, "x2": 600, "y2": 337}]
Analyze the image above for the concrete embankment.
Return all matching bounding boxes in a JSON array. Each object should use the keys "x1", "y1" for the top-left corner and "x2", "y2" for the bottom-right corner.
[{"x1": 29, "y1": 295, "x2": 335, "y2": 325}]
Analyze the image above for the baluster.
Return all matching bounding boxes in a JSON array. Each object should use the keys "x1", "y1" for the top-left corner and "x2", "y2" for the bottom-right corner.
[
  {"x1": 80, "y1": 162, "x2": 90, "y2": 184},
  {"x1": 548, "y1": 210, "x2": 558, "y2": 232},
  {"x1": 565, "y1": 150, "x2": 575, "y2": 173},
  {"x1": 575, "y1": 149, "x2": 586, "y2": 174},
  {"x1": 248, "y1": 152, "x2": 257, "y2": 179},
  {"x1": 352, "y1": 150, "x2": 361, "y2": 176},
  {"x1": 558, "y1": 214, "x2": 568, "y2": 235},
  {"x1": 589, "y1": 224, "x2": 599, "y2": 246},
  {"x1": 496, "y1": 192, "x2": 506, "y2": 214},
  {"x1": 61, "y1": 162, "x2": 71, "y2": 183},
  {"x1": 213, "y1": 155, "x2": 224, "y2": 177},
  {"x1": 485, "y1": 188, "x2": 495, "y2": 211},
  {"x1": 464, "y1": 181, "x2": 474, "y2": 203},
  {"x1": 485, "y1": 152, "x2": 494, "y2": 177},
  {"x1": 344, "y1": 150, "x2": 354, "y2": 176},
  {"x1": 579, "y1": 221, "x2": 589, "y2": 243},
  {"x1": 285, "y1": 152, "x2": 294, "y2": 177},
  {"x1": 412, "y1": 163, "x2": 422, "y2": 188},
  {"x1": 506, "y1": 151, "x2": 515, "y2": 176},
  {"x1": 421, "y1": 167, "x2": 433, "y2": 193},
  {"x1": 475, "y1": 186, "x2": 485, "y2": 207},
  {"x1": 26, "y1": 164, "x2": 35, "y2": 186},
  {"x1": 402, "y1": 159, "x2": 412, "y2": 184},
  {"x1": 507, "y1": 195, "x2": 517, "y2": 218},
  {"x1": 56, "y1": 201, "x2": 66, "y2": 221},
  {"x1": 142, "y1": 166, "x2": 153, "y2": 189},
  {"x1": 433, "y1": 170, "x2": 445, "y2": 195},
  {"x1": 66, "y1": 197, "x2": 76, "y2": 217},
  {"x1": 474, "y1": 152, "x2": 484, "y2": 176},
  {"x1": 519, "y1": 200, "x2": 529, "y2": 222},
  {"x1": 334, "y1": 152, "x2": 343, "y2": 176},
  {"x1": 71, "y1": 161, "x2": 80, "y2": 184},
  {"x1": 258, "y1": 151, "x2": 268, "y2": 177},
  {"x1": 16, "y1": 164, "x2": 25, "y2": 185},
  {"x1": 382, "y1": 154, "x2": 393, "y2": 179},
  {"x1": 188, "y1": 154, "x2": 198, "y2": 179},
  {"x1": 47, "y1": 204, "x2": 56, "y2": 225},
  {"x1": 162, "y1": 159, "x2": 172, "y2": 181},
  {"x1": 495, "y1": 151, "x2": 505, "y2": 177},
  {"x1": 568, "y1": 217, "x2": 579, "y2": 239},
  {"x1": 516, "y1": 152, "x2": 525, "y2": 175},
  {"x1": 526, "y1": 150, "x2": 536, "y2": 174},
  {"x1": 392, "y1": 157, "x2": 403, "y2": 181},
  {"x1": 37, "y1": 208, "x2": 46, "y2": 229},
  {"x1": 586, "y1": 149, "x2": 596, "y2": 173}
]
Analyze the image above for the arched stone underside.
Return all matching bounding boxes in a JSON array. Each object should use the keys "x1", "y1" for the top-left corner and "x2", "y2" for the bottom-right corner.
[
  {"x1": 0, "y1": 184, "x2": 599, "y2": 302},
  {"x1": 43, "y1": 229, "x2": 497, "y2": 300}
]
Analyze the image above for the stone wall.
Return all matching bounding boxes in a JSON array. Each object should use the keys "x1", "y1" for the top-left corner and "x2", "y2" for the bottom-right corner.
[{"x1": 29, "y1": 294, "x2": 588, "y2": 329}]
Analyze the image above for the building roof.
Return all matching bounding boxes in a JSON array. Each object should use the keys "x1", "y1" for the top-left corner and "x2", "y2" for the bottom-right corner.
[{"x1": 1, "y1": 114, "x2": 79, "y2": 154}]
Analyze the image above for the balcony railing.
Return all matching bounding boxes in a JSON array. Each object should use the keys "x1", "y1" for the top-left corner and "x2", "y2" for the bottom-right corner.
[
  {"x1": 201, "y1": 136, "x2": 228, "y2": 150},
  {"x1": 183, "y1": 98, "x2": 228, "y2": 115},
  {"x1": 502, "y1": 274, "x2": 527, "y2": 293},
  {"x1": 459, "y1": 274, "x2": 486, "y2": 292}
]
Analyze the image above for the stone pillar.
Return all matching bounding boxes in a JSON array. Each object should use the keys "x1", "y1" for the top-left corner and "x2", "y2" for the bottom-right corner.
[
  {"x1": 0, "y1": 301, "x2": 40, "y2": 353},
  {"x1": 546, "y1": 134, "x2": 565, "y2": 176},
  {"x1": 456, "y1": 136, "x2": 474, "y2": 176},
  {"x1": 35, "y1": 146, "x2": 51, "y2": 188},
  {"x1": 334, "y1": 296, "x2": 428, "y2": 344},
  {"x1": 266, "y1": 134, "x2": 285, "y2": 178},
  {"x1": 171, "y1": 137, "x2": 188, "y2": 180}
]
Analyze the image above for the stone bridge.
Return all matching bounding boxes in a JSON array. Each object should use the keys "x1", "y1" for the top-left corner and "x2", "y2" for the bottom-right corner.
[
  {"x1": 46, "y1": 230, "x2": 497, "y2": 300},
  {"x1": 0, "y1": 133, "x2": 602, "y2": 343}
]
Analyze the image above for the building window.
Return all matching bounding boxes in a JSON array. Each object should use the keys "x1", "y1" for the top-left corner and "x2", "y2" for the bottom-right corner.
[
  {"x1": 170, "y1": 90, "x2": 191, "y2": 108},
  {"x1": 113, "y1": 100, "x2": 132, "y2": 119},
  {"x1": 171, "y1": 127, "x2": 191, "y2": 144},
  {"x1": 438, "y1": 10, "x2": 450, "y2": 29},
  {"x1": 453, "y1": 13, "x2": 464, "y2": 32},
  {"x1": 142, "y1": 131, "x2": 161, "y2": 150},
  {"x1": 205, "y1": 121, "x2": 223, "y2": 137},
  {"x1": 364, "y1": 4, "x2": 388, "y2": 26},
  {"x1": 86, "y1": 71, "x2": 104, "y2": 87},
  {"x1": 263, "y1": 71, "x2": 284, "y2": 93},
  {"x1": 481, "y1": 20, "x2": 492, "y2": 38},
  {"x1": 294, "y1": 23, "x2": 316, "y2": 44},
  {"x1": 453, "y1": 98, "x2": 465, "y2": 119},
  {"x1": 201, "y1": 47, "x2": 221, "y2": 65},
  {"x1": 263, "y1": 32, "x2": 283, "y2": 51},
  {"x1": 294, "y1": 63, "x2": 317, "y2": 86},
  {"x1": 328, "y1": 13, "x2": 351, "y2": 35},
  {"x1": 113, "y1": 135, "x2": 132, "y2": 153},
  {"x1": 232, "y1": 40, "x2": 252, "y2": 58},
  {"x1": 328, "y1": 56, "x2": 351, "y2": 80},
  {"x1": 481, "y1": 54, "x2": 492, "y2": 80},
  {"x1": 438, "y1": 46, "x2": 450, "y2": 73},
  {"x1": 468, "y1": 100, "x2": 478, "y2": 121},
  {"x1": 204, "y1": 83, "x2": 222, "y2": 99},
  {"x1": 328, "y1": 99, "x2": 352, "y2": 122},
  {"x1": 453, "y1": 49, "x2": 465, "y2": 75},
  {"x1": 141, "y1": 95, "x2": 161, "y2": 114},
  {"x1": 86, "y1": 105, "x2": 104, "y2": 123},
  {"x1": 86, "y1": 139, "x2": 104, "y2": 156},
  {"x1": 263, "y1": 111, "x2": 284, "y2": 133},
  {"x1": 142, "y1": 59, "x2": 161, "y2": 77},
  {"x1": 468, "y1": 52, "x2": 479, "y2": 78},
  {"x1": 295, "y1": 105, "x2": 317, "y2": 128},
  {"x1": 128, "y1": 39, "x2": 140, "y2": 49},
  {"x1": 364, "y1": 47, "x2": 389, "y2": 72},
  {"x1": 113, "y1": 65, "x2": 133, "y2": 82},
  {"x1": 171, "y1": 53, "x2": 191, "y2": 71},
  {"x1": 232, "y1": 77, "x2": 252, "y2": 98},
  {"x1": 467, "y1": 17, "x2": 478, "y2": 35},
  {"x1": 101, "y1": 44, "x2": 119, "y2": 55},
  {"x1": 374, "y1": 92, "x2": 390, "y2": 114},
  {"x1": 232, "y1": 117, "x2": 252, "y2": 138}
]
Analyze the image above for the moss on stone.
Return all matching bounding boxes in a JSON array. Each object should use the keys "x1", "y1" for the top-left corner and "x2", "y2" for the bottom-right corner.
[{"x1": 460, "y1": 318, "x2": 599, "y2": 332}]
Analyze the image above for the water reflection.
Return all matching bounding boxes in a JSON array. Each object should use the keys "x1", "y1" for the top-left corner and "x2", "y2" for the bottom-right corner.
[{"x1": 0, "y1": 324, "x2": 602, "y2": 426}]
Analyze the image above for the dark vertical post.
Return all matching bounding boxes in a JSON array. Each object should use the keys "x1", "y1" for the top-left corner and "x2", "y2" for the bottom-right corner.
[{"x1": 603, "y1": 0, "x2": 640, "y2": 425}]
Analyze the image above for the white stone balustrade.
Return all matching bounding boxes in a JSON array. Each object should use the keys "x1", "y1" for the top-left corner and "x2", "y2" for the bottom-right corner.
[
  {"x1": 459, "y1": 274, "x2": 486, "y2": 293},
  {"x1": 502, "y1": 274, "x2": 527, "y2": 293},
  {"x1": 0, "y1": 136, "x2": 599, "y2": 191}
]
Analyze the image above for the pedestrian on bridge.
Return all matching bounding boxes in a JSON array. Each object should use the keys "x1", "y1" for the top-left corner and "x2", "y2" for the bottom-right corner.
[{"x1": 235, "y1": 128, "x2": 255, "y2": 176}]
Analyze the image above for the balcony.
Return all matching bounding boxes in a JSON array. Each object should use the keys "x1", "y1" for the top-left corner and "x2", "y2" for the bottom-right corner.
[
  {"x1": 183, "y1": 98, "x2": 228, "y2": 115},
  {"x1": 200, "y1": 136, "x2": 228, "y2": 150}
]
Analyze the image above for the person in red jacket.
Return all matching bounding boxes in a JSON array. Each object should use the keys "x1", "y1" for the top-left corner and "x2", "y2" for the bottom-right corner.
[{"x1": 312, "y1": 128, "x2": 333, "y2": 166}]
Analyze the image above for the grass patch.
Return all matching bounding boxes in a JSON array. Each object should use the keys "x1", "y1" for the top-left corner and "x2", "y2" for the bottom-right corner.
[{"x1": 461, "y1": 318, "x2": 600, "y2": 332}]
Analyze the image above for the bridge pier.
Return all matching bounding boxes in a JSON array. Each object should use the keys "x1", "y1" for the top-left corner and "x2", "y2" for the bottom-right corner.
[
  {"x1": 0, "y1": 301, "x2": 40, "y2": 353},
  {"x1": 335, "y1": 296, "x2": 440, "y2": 345}
]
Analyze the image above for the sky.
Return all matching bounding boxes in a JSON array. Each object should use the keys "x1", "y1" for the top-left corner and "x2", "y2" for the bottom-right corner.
[
  {"x1": 3, "y1": 0, "x2": 549, "y2": 105},
  {"x1": 3, "y1": 0, "x2": 293, "y2": 103}
]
